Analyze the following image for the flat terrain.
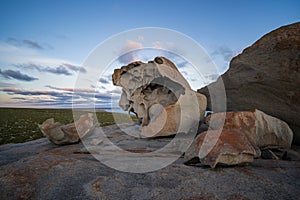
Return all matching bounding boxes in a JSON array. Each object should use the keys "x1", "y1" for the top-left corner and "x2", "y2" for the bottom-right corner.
[{"x1": 0, "y1": 108, "x2": 135, "y2": 145}]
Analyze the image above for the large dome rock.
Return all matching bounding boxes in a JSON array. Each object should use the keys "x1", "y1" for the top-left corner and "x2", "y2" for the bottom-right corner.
[{"x1": 198, "y1": 22, "x2": 300, "y2": 144}]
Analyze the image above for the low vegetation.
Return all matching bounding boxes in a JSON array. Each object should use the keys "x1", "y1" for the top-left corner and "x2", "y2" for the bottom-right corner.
[{"x1": 0, "y1": 108, "x2": 136, "y2": 145}]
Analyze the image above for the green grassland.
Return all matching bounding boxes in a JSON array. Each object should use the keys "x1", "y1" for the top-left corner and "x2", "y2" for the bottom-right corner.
[{"x1": 0, "y1": 108, "x2": 136, "y2": 145}]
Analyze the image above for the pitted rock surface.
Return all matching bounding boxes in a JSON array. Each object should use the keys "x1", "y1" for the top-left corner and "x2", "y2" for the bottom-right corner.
[{"x1": 113, "y1": 57, "x2": 206, "y2": 137}]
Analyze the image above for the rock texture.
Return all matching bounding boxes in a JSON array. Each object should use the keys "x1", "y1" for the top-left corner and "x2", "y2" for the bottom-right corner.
[
  {"x1": 185, "y1": 110, "x2": 293, "y2": 168},
  {"x1": 186, "y1": 130, "x2": 256, "y2": 168},
  {"x1": 198, "y1": 22, "x2": 300, "y2": 144},
  {"x1": 1, "y1": 124, "x2": 300, "y2": 200},
  {"x1": 39, "y1": 113, "x2": 94, "y2": 145},
  {"x1": 113, "y1": 56, "x2": 206, "y2": 137},
  {"x1": 207, "y1": 109, "x2": 293, "y2": 151}
]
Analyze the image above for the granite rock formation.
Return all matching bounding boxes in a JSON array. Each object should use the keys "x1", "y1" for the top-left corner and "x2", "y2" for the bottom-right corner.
[
  {"x1": 198, "y1": 22, "x2": 300, "y2": 144},
  {"x1": 207, "y1": 109, "x2": 293, "y2": 151},
  {"x1": 185, "y1": 110, "x2": 293, "y2": 168},
  {"x1": 112, "y1": 56, "x2": 207, "y2": 137}
]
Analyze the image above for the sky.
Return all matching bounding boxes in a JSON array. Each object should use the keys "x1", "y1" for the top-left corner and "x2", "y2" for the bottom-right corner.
[{"x1": 0, "y1": 0, "x2": 299, "y2": 109}]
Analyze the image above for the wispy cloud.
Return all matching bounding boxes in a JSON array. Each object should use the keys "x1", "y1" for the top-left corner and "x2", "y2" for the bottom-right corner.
[
  {"x1": 0, "y1": 82, "x2": 16, "y2": 88},
  {"x1": 211, "y1": 45, "x2": 235, "y2": 62},
  {"x1": 2, "y1": 88, "x2": 61, "y2": 96},
  {"x1": 6, "y1": 37, "x2": 51, "y2": 50},
  {"x1": 44, "y1": 85, "x2": 121, "y2": 98},
  {"x1": 43, "y1": 65, "x2": 72, "y2": 75},
  {"x1": 22, "y1": 40, "x2": 44, "y2": 50},
  {"x1": 14, "y1": 62, "x2": 86, "y2": 76},
  {"x1": 63, "y1": 63, "x2": 87, "y2": 73},
  {"x1": 118, "y1": 39, "x2": 143, "y2": 64},
  {"x1": 99, "y1": 77, "x2": 109, "y2": 84},
  {"x1": 0, "y1": 69, "x2": 38, "y2": 81},
  {"x1": 0, "y1": 86, "x2": 119, "y2": 108},
  {"x1": 201, "y1": 73, "x2": 220, "y2": 85},
  {"x1": 44, "y1": 85, "x2": 95, "y2": 93}
]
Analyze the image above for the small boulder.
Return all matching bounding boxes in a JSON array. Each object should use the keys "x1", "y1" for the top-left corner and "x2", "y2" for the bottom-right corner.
[
  {"x1": 185, "y1": 109, "x2": 293, "y2": 168},
  {"x1": 39, "y1": 113, "x2": 94, "y2": 145}
]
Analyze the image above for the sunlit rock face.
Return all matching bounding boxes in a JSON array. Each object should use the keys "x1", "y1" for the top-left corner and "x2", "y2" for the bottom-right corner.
[{"x1": 112, "y1": 56, "x2": 207, "y2": 137}]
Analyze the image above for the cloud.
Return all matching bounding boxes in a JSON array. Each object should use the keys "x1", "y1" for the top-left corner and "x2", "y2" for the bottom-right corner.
[
  {"x1": 159, "y1": 51, "x2": 189, "y2": 68},
  {"x1": 22, "y1": 40, "x2": 44, "y2": 50},
  {"x1": 1, "y1": 86, "x2": 121, "y2": 108},
  {"x1": 118, "y1": 52, "x2": 136, "y2": 65},
  {"x1": 203, "y1": 73, "x2": 220, "y2": 84},
  {"x1": 99, "y1": 77, "x2": 109, "y2": 84},
  {"x1": 0, "y1": 82, "x2": 16, "y2": 88},
  {"x1": 176, "y1": 60, "x2": 189, "y2": 68},
  {"x1": 152, "y1": 41, "x2": 163, "y2": 49},
  {"x1": 6, "y1": 37, "x2": 50, "y2": 50},
  {"x1": 11, "y1": 97, "x2": 27, "y2": 100},
  {"x1": 44, "y1": 85, "x2": 120, "y2": 100},
  {"x1": 2, "y1": 88, "x2": 61, "y2": 96},
  {"x1": 118, "y1": 40, "x2": 143, "y2": 64},
  {"x1": 62, "y1": 63, "x2": 87, "y2": 73},
  {"x1": 0, "y1": 69, "x2": 38, "y2": 81},
  {"x1": 181, "y1": 71, "x2": 188, "y2": 76},
  {"x1": 44, "y1": 85, "x2": 95, "y2": 93},
  {"x1": 211, "y1": 45, "x2": 235, "y2": 62},
  {"x1": 14, "y1": 62, "x2": 86, "y2": 76},
  {"x1": 43, "y1": 65, "x2": 72, "y2": 75},
  {"x1": 124, "y1": 40, "x2": 143, "y2": 51},
  {"x1": 108, "y1": 88, "x2": 122, "y2": 94}
]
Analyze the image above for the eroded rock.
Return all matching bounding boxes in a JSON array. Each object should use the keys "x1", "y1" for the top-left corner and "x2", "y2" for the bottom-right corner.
[
  {"x1": 185, "y1": 109, "x2": 293, "y2": 168},
  {"x1": 206, "y1": 109, "x2": 293, "y2": 150},
  {"x1": 39, "y1": 113, "x2": 94, "y2": 145},
  {"x1": 112, "y1": 56, "x2": 207, "y2": 137}
]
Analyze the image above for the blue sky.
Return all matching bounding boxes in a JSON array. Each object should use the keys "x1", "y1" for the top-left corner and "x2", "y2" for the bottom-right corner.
[{"x1": 0, "y1": 0, "x2": 299, "y2": 108}]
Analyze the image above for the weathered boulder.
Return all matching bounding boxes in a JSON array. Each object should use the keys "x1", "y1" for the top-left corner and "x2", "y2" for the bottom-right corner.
[
  {"x1": 39, "y1": 113, "x2": 94, "y2": 145},
  {"x1": 112, "y1": 56, "x2": 207, "y2": 137},
  {"x1": 198, "y1": 22, "x2": 300, "y2": 144},
  {"x1": 184, "y1": 109, "x2": 293, "y2": 168},
  {"x1": 207, "y1": 109, "x2": 293, "y2": 151},
  {"x1": 185, "y1": 130, "x2": 256, "y2": 168}
]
